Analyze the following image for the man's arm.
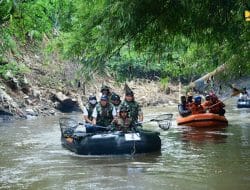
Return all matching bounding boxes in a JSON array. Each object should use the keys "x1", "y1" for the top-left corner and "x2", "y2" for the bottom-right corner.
[
  {"x1": 91, "y1": 107, "x2": 97, "y2": 125},
  {"x1": 138, "y1": 104, "x2": 143, "y2": 122},
  {"x1": 83, "y1": 107, "x2": 92, "y2": 123},
  {"x1": 111, "y1": 105, "x2": 118, "y2": 122}
]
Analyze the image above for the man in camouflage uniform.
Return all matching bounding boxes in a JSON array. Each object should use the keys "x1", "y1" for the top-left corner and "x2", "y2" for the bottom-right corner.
[
  {"x1": 113, "y1": 105, "x2": 133, "y2": 132},
  {"x1": 83, "y1": 95, "x2": 97, "y2": 123},
  {"x1": 119, "y1": 91, "x2": 143, "y2": 124},
  {"x1": 99, "y1": 85, "x2": 112, "y2": 100},
  {"x1": 92, "y1": 95, "x2": 117, "y2": 128},
  {"x1": 110, "y1": 92, "x2": 121, "y2": 113}
]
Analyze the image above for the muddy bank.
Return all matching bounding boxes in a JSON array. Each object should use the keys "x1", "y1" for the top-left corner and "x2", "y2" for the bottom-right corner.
[
  {"x1": 1, "y1": 68, "x2": 249, "y2": 122},
  {"x1": 1, "y1": 43, "x2": 249, "y2": 121},
  {"x1": 2, "y1": 76, "x2": 248, "y2": 122},
  {"x1": 0, "y1": 75, "x2": 180, "y2": 121},
  {"x1": 1, "y1": 42, "x2": 182, "y2": 121}
]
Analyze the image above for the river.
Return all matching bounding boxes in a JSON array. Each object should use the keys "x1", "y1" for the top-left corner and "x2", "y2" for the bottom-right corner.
[{"x1": 1, "y1": 98, "x2": 250, "y2": 190}]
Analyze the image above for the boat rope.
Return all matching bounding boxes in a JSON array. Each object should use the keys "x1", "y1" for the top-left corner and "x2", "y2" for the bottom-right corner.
[
  {"x1": 130, "y1": 132, "x2": 141, "y2": 156},
  {"x1": 131, "y1": 140, "x2": 136, "y2": 156}
]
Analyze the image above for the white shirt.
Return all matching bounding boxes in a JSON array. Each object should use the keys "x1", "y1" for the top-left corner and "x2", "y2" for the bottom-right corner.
[
  {"x1": 92, "y1": 105, "x2": 117, "y2": 118},
  {"x1": 82, "y1": 106, "x2": 88, "y2": 116},
  {"x1": 240, "y1": 93, "x2": 249, "y2": 100}
]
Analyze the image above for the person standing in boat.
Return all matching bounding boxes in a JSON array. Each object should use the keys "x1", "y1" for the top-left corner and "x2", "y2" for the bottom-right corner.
[
  {"x1": 178, "y1": 95, "x2": 191, "y2": 117},
  {"x1": 82, "y1": 95, "x2": 97, "y2": 124},
  {"x1": 99, "y1": 85, "x2": 112, "y2": 101},
  {"x1": 110, "y1": 92, "x2": 121, "y2": 113},
  {"x1": 92, "y1": 95, "x2": 117, "y2": 128},
  {"x1": 112, "y1": 105, "x2": 133, "y2": 132},
  {"x1": 119, "y1": 90, "x2": 143, "y2": 125},
  {"x1": 189, "y1": 95, "x2": 206, "y2": 115}
]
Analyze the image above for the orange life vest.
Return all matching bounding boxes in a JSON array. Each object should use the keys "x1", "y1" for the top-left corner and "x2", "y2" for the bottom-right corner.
[
  {"x1": 189, "y1": 102, "x2": 206, "y2": 115},
  {"x1": 209, "y1": 100, "x2": 225, "y2": 114}
]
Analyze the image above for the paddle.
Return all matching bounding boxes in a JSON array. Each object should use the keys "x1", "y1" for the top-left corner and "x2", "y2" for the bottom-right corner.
[
  {"x1": 79, "y1": 122, "x2": 114, "y2": 133},
  {"x1": 206, "y1": 85, "x2": 243, "y2": 110}
]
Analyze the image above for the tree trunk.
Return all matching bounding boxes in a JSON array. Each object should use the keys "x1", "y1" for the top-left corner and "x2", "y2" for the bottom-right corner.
[{"x1": 187, "y1": 64, "x2": 227, "y2": 93}]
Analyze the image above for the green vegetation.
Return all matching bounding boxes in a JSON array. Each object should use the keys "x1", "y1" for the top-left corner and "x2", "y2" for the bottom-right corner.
[
  {"x1": 0, "y1": 0, "x2": 249, "y2": 83},
  {"x1": 0, "y1": 62, "x2": 30, "y2": 80}
]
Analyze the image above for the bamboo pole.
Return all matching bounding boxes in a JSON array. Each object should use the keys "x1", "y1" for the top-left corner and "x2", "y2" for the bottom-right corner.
[{"x1": 188, "y1": 64, "x2": 227, "y2": 90}]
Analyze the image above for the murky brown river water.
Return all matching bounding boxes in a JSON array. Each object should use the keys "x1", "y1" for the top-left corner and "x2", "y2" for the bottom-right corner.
[{"x1": 1, "y1": 98, "x2": 250, "y2": 190}]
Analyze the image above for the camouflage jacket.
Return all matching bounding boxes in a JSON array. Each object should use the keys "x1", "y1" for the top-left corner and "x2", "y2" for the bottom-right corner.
[
  {"x1": 95, "y1": 103, "x2": 114, "y2": 127},
  {"x1": 115, "y1": 117, "x2": 133, "y2": 132},
  {"x1": 119, "y1": 100, "x2": 142, "y2": 123}
]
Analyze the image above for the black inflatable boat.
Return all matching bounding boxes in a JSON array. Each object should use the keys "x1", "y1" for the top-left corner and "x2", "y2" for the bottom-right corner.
[{"x1": 59, "y1": 117, "x2": 161, "y2": 155}]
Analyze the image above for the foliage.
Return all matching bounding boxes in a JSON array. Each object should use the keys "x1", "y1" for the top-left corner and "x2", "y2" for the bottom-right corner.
[
  {"x1": 162, "y1": 37, "x2": 223, "y2": 82},
  {"x1": 1, "y1": 0, "x2": 250, "y2": 83},
  {"x1": 8, "y1": 1, "x2": 52, "y2": 40},
  {"x1": 0, "y1": 62, "x2": 30, "y2": 79},
  {"x1": 61, "y1": 1, "x2": 245, "y2": 53},
  {"x1": 160, "y1": 77, "x2": 169, "y2": 91},
  {"x1": 0, "y1": 27, "x2": 18, "y2": 59},
  {"x1": 0, "y1": 0, "x2": 75, "y2": 40},
  {"x1": 50, "y1": 0, "x2": 249, "y2": 81},
  {"x1": 0, "y1": 0, "x2": 14, "y2": 25},
  {"x1": 107, "y1": 53, "x2": 165, "y2": 82},
  {"x1": 0, "y1": 0, "x2": 77, "y2": 80}
]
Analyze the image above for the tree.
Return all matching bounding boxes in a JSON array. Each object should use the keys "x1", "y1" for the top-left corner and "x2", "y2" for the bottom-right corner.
[{"x1": 55, "y1": 0, "x2": 249, "y2": 80}]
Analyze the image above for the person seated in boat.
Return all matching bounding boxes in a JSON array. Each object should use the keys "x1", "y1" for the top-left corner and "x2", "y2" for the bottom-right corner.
[
  {"x1": 178, "y1": 96, "x2": 191, "y2": 117},
  {"x1": 208, "y1": 94, "x2": 225, "y2": 116},
  {"x1": 239, "y1": 87, "x2": 249, "y2": 100},
  {"x1": 119, "y1": 90, "x2": 143, "y2": 125},
  {"x1": 110, "y1": 92, "x2": 121, "y2": 112},
  {"x1": 112, "y1": 105, "x2": 133, "y2": 132},
  {"x1": 186, "y1": 92, "x2": 194, "y2": 110},
  {"x1": 82, "y1": 95, "x2": 97, "y2": 124},
  {"x1": 201, "y1": 94, "x2": 212, "y2": 110},
  {"x1": 92, "y1": 95, "x2": 117, "y2": 129},
  {"x1": 189, "y1": 95, "x2": 206, "y2": 115}
]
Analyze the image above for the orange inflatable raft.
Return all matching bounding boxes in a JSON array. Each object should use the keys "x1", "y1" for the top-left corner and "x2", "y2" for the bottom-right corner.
[{"x1": 177, "y1": 113, "x2": 228, "y2": 128}]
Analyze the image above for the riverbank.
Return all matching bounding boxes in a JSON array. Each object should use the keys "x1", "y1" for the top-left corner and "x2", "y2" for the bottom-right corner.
[
  {"x1": 2, "y1": 74, "x2": 249, "y2": 122},
  {"x1": 0, "y1": 75, "x2": 180, "y2": 121},
  {"x1": 1, "y1": 42, "x2": 249, "y2": 121},
  {"x1": 0, "y1": 43, "x2": 181, "y2": 121}
]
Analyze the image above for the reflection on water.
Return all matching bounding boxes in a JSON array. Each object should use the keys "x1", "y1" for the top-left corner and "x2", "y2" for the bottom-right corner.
[
  {"x1": 0, "y1": 102, "x2": 250, "y2": 190},
  {"x1": 180, "y1": 127, "x2": 229, "y2": 143}
]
